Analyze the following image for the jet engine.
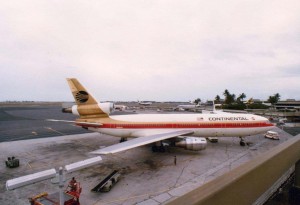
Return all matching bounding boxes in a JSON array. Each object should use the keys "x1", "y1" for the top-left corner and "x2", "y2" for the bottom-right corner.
[
  {"x1": 69, "y1": 102, "x2": 114, "y2": 116},
  {"x1": 175, "y1": 137, "x2": 207, "y2": 151},
  {"x1": 98, "y1": 102, "x2": 114, "y2": 114}
]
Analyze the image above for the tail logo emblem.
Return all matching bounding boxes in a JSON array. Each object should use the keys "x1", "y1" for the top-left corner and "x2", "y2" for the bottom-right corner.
[{"x1": 75, "y1": 91, "x2": 89, "y2": 103}]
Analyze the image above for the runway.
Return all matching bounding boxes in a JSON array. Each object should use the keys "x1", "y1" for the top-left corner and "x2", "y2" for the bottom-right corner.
[{"x1": 0, "y1": 104, "x2": 296, "y2": 204}]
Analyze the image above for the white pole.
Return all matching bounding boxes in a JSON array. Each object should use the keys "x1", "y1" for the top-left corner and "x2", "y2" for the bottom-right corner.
[{"x1": 59, "y1": 167, "x2": 64, "y2": 205}]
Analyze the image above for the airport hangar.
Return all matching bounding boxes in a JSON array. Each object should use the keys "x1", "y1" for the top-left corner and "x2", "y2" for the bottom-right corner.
[{"x1": 0, "y1": 103, "x2": 299, "y2": 205}]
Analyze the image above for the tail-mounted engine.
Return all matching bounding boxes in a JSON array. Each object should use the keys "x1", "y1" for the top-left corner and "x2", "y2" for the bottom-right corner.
[
  {"x1": 97, "y1": 102, "x2": 114, "y2": 114},
  {"x1": 63, "y1": 102, "x2": 114, "y2": 116},
  {"x1": 175, "y1": 137, "x2": 207, "y2": 151}
]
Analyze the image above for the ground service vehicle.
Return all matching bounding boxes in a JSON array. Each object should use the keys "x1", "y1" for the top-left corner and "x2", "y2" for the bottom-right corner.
[
  {"x1": 28, "y1": 179, "x2": 81, "y2": 205},
  {"x1": 264, "y1": 131, "x2": 279, "y2": 140},
  {"x1": 91, "y1": 170, "x2": 120, "y2": 192},
  {"x1": 207, "y1": 137, "x2": 218, "y2": 143},
  {"x1": 5, "y1": 157, "x2": 19, "y2": 168}
]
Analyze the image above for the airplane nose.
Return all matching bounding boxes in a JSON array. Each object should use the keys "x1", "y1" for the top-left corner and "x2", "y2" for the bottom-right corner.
[
  {"x1": 261, "y1": 115, "x2": 267, "y2": 120},
  {"x1": 259, "y1": 116, "x2": 275, "y2": 127},
  {"x1": 262, "y1": 116, "x2": 270, "y2": 122}
]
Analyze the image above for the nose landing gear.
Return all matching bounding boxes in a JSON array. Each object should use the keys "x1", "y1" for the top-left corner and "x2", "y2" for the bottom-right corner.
[{"x1": 239, "y1": 137, "x2": 246, "y2": 146}]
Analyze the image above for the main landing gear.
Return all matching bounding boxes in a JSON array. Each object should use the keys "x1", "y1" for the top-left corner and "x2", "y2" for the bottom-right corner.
[
  {"x1": 152, "y1": 145, "x2": 166, "y2": 152},
  {"x1": 120, "y1": 137, "x2": 127, "y2": 143},
  {"x1": 152, "y1": 141, "x2": 166, "y2": 153}
]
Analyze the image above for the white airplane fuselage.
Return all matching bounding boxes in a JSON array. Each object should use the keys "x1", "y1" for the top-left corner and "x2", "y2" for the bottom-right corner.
[
  {"x1": 139, "y1": 102, "x2": 152, "y2": 106},
  {"x1": 84, "y1": 113, "x2": 273, "y2": 138}
]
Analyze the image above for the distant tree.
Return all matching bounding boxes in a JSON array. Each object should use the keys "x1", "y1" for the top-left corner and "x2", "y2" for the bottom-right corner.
[
  {"x1": 215, "y1": 95, "x2": 221, "y2": 103},
  {"x1": 275, "y1": 93, "x2": 280, "y2": 101},
  {"x1": 222, "y1": 103, "x2": 246, "y2": 110},
  {"x1": 237, "y1": 93, "x2": 246, "y2": 103},
  {"x1": 231, "y1": 94, "x2": 236, "y2": 102},
  {"x1": 194, "y1": 98, "x2": 201, "y2": 105},
  {"x1": 223, "y1": 89, "x2": 230, "y2": 98},
  {"x1": 223, "y1": 89, "x2": 229, "y2": 104},
  {"x1": 268, "y1": 93, "x2": 281, "y2": 105},
  {"x1": 246, "y1": 97, "x2": 254, "y2": 105},
  {"x1": 223, "y1": 89, "x2": 235, "y2": 104},
  {"x1": 247, "y1": 103, "x2": 270, "y2": 109},
  {"x1": 239, "y1": 93, "x2": 246, "y2": 101}
]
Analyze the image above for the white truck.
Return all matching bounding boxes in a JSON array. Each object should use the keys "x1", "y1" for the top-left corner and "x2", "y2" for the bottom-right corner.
[{"x1": 264, "y1": 131, "x2": 279, "y2": 140}]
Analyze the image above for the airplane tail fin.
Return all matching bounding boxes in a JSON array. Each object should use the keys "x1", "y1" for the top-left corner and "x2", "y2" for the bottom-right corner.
[
  {"x1": 67, "y1": 78, "x2": 99, "y2": 105},
  {"x1": 66, "y1": 78, "x2": 109, "y2": 118}
]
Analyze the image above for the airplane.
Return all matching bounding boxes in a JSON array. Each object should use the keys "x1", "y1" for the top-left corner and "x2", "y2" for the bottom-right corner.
[
  {"x1": 114, "y1": 104, "x2": 127, "y2": 111},
  {"x1": 50, "y1": 78, "x2": 274, "y2": 155},
  {"x1": 176, "y1": 102, "x2": 201, "y2": 111},
  {"x1": 138, "y1": 101, "x2": 153, "y2": 106}
]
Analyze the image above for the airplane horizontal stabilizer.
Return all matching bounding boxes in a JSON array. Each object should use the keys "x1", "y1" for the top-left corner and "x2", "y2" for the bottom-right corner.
[
  {"x1": 46, "y1": 119, "x2": 76, "y2": 123},
  {"x1": 46, "y1": 119, "x2": 102, "y2": 127}
]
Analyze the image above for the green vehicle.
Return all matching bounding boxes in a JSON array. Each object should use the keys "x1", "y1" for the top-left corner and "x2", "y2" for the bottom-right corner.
[{"x1": 5, "y1": 157, "x2": 20, "y2": 168}]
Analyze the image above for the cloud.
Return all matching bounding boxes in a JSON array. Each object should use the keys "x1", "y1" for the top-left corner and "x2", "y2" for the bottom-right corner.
[{"x1": 0, "y1": 0, "x2": 300, "y2": 101}]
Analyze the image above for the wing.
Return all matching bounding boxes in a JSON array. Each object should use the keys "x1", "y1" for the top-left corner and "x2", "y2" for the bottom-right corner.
[
  {"x1": 46, "y1": 119, "x2": 102, "y2": 127},
  {"x1": 90, "y1": 130, "x2": 194, "y2": 155}
]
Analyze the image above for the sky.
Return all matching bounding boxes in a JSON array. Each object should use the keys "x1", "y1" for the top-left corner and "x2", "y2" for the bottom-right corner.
[{"x1": 1, "y1": 0, "x2": 300, "y2": 102}]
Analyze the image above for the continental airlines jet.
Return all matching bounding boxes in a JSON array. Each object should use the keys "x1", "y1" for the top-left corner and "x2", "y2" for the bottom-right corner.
[
  {"x1": 176, "y1": 101, "x2": 201, "y2": 111},
  {"x1": 57, "y1": 78, "x2": 274, "y2": 155},
  {"x1": 138, "y1": 101, "x2": 153, "y2": 106}
]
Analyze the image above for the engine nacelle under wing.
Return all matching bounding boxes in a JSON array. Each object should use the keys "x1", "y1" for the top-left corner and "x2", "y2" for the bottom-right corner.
[
  {"x1": 175, "y1": 137, "x2": 207, "y2": 151},
  {"x1": 71, "y1": 102, "x2": 114, "y2": 116}
]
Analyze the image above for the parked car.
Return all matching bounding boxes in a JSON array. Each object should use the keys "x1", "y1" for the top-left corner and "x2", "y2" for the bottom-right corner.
[{"x1": 264, "y1": 131, "x2": 279, "y2": 140}]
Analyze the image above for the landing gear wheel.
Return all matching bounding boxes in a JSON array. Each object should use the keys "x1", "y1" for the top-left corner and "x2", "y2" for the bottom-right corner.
[
  {"x1": 152, "y1": 146, "x2": 158, "y2": 152},
  {"x1": 159, "y1": 146, "x2": 166, "y2": 153},
  {"x1": 239, "y1": 137, "x2": 246, "y2": 146},
  {"x1": 120, "y1": 137, "x2": 127, "y2": 143},
  {"x1": 152, "y1": 145, "x2": 166, "y2": 152},
  {"x1": 240, "y1": 141, "x2": 246, "y2": 146}
]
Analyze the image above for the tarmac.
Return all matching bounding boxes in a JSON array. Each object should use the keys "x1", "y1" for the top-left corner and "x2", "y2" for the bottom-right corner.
[
  {"x1": 0, "y1": 105, "x2": 91, "y2": 142},
  {"x1": 0, "y1": 105, "x2": 297, "y2": 204}
]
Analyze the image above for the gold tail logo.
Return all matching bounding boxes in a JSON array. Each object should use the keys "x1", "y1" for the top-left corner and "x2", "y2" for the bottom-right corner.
[{"x1": 75, "y1": 91, "x2": 89, "y2": 103}]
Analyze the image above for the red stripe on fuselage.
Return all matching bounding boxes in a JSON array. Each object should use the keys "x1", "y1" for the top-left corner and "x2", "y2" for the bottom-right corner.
[{"x1": 76, "y1": 122, "x2": 273, "y2": 129}]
